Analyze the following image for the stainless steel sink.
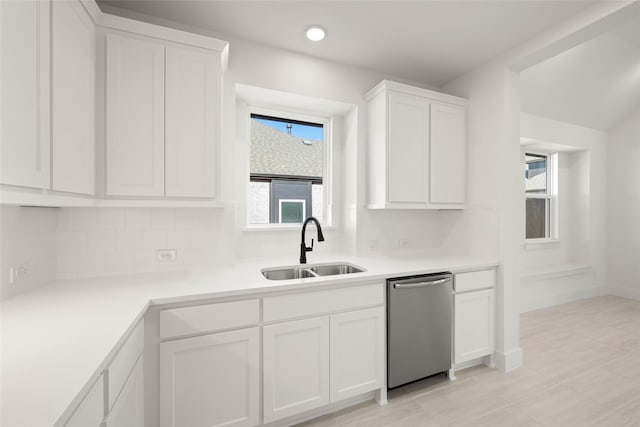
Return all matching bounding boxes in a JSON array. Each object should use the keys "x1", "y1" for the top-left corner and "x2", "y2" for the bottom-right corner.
[
  {"x1": 310, "y1": 264, "x2": 365, "y2": 276},
  {"x1": 262, "y1": 267, "x2": 319, "y2": 280},
  {"x1": 262, "y1": 262, "x2": 366, "y2": 280}
]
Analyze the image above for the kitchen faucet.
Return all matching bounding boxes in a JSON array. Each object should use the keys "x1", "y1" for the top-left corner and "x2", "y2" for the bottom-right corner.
[{"x1": 300, "y1": 216, "x2": 325, "y2": 264}]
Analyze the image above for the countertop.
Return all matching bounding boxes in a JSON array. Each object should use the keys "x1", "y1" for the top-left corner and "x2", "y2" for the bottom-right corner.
[{"x1": 0, "y1": 253, "x2": 497, "y2": 427}]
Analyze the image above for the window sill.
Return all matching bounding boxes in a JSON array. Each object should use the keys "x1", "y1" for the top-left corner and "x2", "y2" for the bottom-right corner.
[
  {"x1": 243, "y1": 224, "x2": 336, "y2": 232},
  {"x1": 523, "y1": 239, "x2": 560, "y2": 251}
]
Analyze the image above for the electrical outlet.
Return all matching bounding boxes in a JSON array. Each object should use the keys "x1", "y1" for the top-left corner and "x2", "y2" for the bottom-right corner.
[
  {"x1": 156, "y1": 249, "x2": 177, "y2": 262},
  {"x1": 9, "y1": 263, "x2": 30, "y2": 284},
  {"x1": 398, "y1": 238, "x2": 410, "y2": 248}
]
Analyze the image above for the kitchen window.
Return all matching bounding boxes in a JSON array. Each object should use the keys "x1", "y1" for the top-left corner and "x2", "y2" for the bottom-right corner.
[
  {"x1": 525, "y1": 152, "x2": 557, "y2": 241},
  {"x1": 248, "y1": 112, "x2": 326, "y2": 225}
]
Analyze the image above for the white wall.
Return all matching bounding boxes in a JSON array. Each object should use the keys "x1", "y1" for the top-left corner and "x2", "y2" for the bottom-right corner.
[
  {"x1": 607, "y1": 108, "x2": 640, "y2": 299},
  {"x1": 519, "y1": 113, "x2": 608, "y2": 311},
  {"x1": 0, "y1": 206, "x2": 57, "y2": 299},
  {"x1": 443, "y1": 65, "x2": 523, "y2": 372}
]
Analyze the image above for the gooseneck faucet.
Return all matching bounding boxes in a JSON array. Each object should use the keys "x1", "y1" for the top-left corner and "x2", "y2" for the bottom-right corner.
[{"x1": 300, "y1": 216, "x2": 325, "y2": 264}]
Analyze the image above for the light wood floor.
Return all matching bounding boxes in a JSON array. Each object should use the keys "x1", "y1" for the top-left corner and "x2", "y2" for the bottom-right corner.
[{"x1": 298, "y1": 295, "x2": 640, "y2": 427}]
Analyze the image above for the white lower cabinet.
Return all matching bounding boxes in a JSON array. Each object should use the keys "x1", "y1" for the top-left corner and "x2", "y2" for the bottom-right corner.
[
  {"x1": 64, "y1": 375, "x2": 104, "y2": 427},
  {"x1": 104, "y1": 355, "x2": 144, "y2": 427},
  {"x1": 263, "y1": 317, "x2": 330, "y2": 423},
  {"x1": 330, "y1": 307, "x2": 385, "y2": 402},
  {"x1": 454, "y1": 288, "x2": 495, "y2": 364},
  {"x1": 159, "y1": 327, "x2": 260, "y2": 427}
]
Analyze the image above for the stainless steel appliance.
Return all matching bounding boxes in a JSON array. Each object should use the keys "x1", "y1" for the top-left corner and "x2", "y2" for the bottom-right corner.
[{"x1": 387, "y1": 272, "x2": 453, "y2": 389}]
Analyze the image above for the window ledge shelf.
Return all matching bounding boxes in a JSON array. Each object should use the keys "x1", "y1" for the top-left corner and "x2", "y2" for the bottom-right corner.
[
  {"x1": 523, "y1": 239, "x2": 560, "y2": 251},
  {"x1": 243, "y1": 224, "x2": 336, "y2": 232}
]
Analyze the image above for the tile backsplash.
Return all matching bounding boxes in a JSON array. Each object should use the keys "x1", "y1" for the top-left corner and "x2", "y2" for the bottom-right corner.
[
  {"x1": 1, "y1": 206, "x2": 57, "y2": 299},
  {"x1": 56, "y1": 207, "x2": 232, "y2": 279}
]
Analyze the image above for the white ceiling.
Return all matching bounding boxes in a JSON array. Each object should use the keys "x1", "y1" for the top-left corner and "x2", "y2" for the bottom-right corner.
[
  {"x1": 98, "y1": 0, "x2": 598, "y2": 87},
  {"x1": 520, "y1": 16, "x2": 640, "y2": 131}
]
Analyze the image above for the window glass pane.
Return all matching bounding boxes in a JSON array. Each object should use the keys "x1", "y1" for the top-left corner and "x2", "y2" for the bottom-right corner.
[
  {"x1": 249, "y1": 114, "x2": 323, "y2": 225},
  {"x1": 525, "y1": 153, "x2": 547, "y2": 194},
  {"x1": 526, "y1": 198, "x2": 549, "y2": 239},
  {"x1": 279, "y1": 200, "x2": 305, "y2": 223}
]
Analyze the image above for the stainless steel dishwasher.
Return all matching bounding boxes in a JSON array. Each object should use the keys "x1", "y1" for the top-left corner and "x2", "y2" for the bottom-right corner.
[{"x1": 387, "y1": 272, "x2": 453, "y2": 389}]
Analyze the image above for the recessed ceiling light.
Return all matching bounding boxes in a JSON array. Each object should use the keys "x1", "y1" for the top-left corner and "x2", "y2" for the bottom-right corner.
[{"x1": 305, "y1": 25, "x2": 326, "y2": 42}]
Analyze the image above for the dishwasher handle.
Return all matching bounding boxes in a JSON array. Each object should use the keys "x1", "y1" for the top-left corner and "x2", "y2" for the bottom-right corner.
[{"x1": 393, "y1": 277, "x2": 450, "y2": 289}]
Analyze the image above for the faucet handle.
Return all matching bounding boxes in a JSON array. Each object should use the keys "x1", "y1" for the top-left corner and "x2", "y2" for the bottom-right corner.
[{"x1": 310, "y1": 238, "x2": 314, "y2": 250}]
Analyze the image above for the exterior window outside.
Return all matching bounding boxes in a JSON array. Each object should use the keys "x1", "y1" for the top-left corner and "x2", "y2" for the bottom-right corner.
[
  {"x1": 525, "y1": 152, "x2": 553, "y2": 239},
  {"x1": 248, "y1": 114, "x2": 324, "y2": 224}
]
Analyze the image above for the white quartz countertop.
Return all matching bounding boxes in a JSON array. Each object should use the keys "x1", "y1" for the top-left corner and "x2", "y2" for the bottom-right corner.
[{"x1": 0, "y1": 253, "x2": 497, "y2": 427}]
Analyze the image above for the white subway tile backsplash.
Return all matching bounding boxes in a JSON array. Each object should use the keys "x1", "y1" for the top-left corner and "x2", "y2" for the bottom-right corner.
[
  {"x1": 125, "y1": 208, "x2": 151, "y2": 229},
  {"x1": 65, "y1": 208, "x2": 98, "y2": 229},
  {"x1": 133, "y1": 250, "x2": 158, "y2": 274},
  {"x1": 142, "y1": 229, "x2": 168, "y2": 251},
  {"x1": 87, "y1": 230, "x2": 116, "y2": 252},
  {"x1": 174, "y1": 209, "x2": 200, "y2": 229},
  {"x1": 115, "y1": 230, "x2": 143, "y2": 251},
  {"x1": 167, "y1": 229, "x2": 192, "y2": 249},
  {"x1": 57, "y1": 231, "x2": 87, "y2": 255},
  {"x1": 151, "y1": 209, "x2": 175, "y2": 228},
  {"x1": 98, "y1": 208, "x2": 125, "y2": 229}
]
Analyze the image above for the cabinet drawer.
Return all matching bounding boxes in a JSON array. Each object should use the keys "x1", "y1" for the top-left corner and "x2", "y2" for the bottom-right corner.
[
  {"x1": 263, "y1": 283, "x2": 383, "y2": 323},
  {"x1": 107, "y1": 320, "x2": 144, "y2": 410},
  {"x1": 455, "y1": 269, "x2": 496, "y2": 293},
  {"x1": 160, "y1": 299, "x2": 259, "y2": 340}
]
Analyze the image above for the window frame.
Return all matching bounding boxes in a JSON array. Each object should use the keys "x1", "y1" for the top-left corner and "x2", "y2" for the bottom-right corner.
[
  {"x1": 524, "y1": 150, "x2": 558, "y2": 244},
  {"x1": 245, "y1": 105, "x2": 332, "y2": 228}
]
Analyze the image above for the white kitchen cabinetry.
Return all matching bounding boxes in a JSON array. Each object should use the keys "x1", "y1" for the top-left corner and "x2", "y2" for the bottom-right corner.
[
  {"x1": 104, "y1": 355, "x2": 144, "y2": 427},
  {"x1": 366, "y1": 80, "x2": 466, "y2": 209},
  {"x1": 0, "y1": 0, "x2": 50, "y2": 189},
  {"x1": 330, "y1": 307, "x2": 385, "y2": 402},
  {"x1": 160, "y1": 328, "x2": 260, "y2": 427},
  {"x1": 64, "y1": 375, "x2": 104, "y2": 427},
  {"x1": 106, "y1": 32, "x2": 165, "y2": 197},
  {"x1": 263, "y1": 283, "x2": 385, "y2": 423},
  {"x1": 105, "y1": 30, "x2": 223, "y2": 199},
  {"x1": 454, "y1": 270, "x2": 496, "y2": 365},
  {"x1": 158, "y1": 299, "x2": 260, "y2": 427},
  {"x1": 51, "y1": 0, "x2": 96, "y2": 195},
  {"x1": 165, "y1": 47, "x2": 218, "y2": 197},
  {"x1": 263, "y1": 317, "x2": 330, "y2": 423}
]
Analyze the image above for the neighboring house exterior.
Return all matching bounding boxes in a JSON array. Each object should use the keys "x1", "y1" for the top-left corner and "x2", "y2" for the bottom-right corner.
[{"x1": 249, "y1": 120, "x2": 323, "y2": 224}]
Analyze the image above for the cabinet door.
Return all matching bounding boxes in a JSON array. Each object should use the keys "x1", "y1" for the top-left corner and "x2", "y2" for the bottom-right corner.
[
  {"x1": 0, "y1": 0, "x2": 50, "y2": 189},
  {"x1": 165, "y1": 47, "x2": 218, "y2": 198},
  {"x1": 51, "y1": 0, "x2": 95, "y2": 195},
  {"x1": 65, "y1": 375, "x2": 104, "y2": 427},
  {"x1": 387, "y1": 92, "x2": 429, "y2": 204},
  {"x1": 330, "y1": 307, "x2": 384, "y2": 402},
  {"x1": 429, "y1": 103, "x2": 466, "y2": 205},
  {"x1": 454, "y1": 289, "x2": 495, "y2": 364},
  {"x1": 106, "y1": 33, "x2": 164, "y2": 197},
  {"x1": 104, "y1": 355, "x2": 144, "y2": 427},
  {"x1": 263, "y1": 317, "x2": 330, "y2": 423},
  {"x1": 160, "y1": 328, "x2": 259, "y2": 427}
]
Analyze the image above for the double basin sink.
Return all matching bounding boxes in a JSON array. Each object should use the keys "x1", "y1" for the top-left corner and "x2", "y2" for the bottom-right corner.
[{"x1": 262, "y1": 262, "x2": 366, "y2": 280}]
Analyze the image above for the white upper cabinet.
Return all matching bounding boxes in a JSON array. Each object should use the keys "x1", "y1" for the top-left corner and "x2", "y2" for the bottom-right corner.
[
  {"x1": 366, "y1": 80, "x2": 467, "y2": 209},
  {"x1": 51, "y1": 0, "x2": 96, "y2": 195},
  {"x1": 165, "y1": 47, "x2": 218, "y2": 198},
  {"x1": 106, "y1": 32, "x2": 165, "y2": 197},
  {"x1": 0, "y1": 0, "x2": 50, "y2": 189},
  {"x1": 430, "y1": 102, "x2": 466, "y2": 205},
  {"x1": 104, "y1": 29, "x2": 224, "y2": 199}
]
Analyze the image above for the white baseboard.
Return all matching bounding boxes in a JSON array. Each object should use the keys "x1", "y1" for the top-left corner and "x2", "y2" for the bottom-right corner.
[
  {"x1": 495, "y1": 347, "x2": 523, "y2": 372},
  {"x1": 608, "y1": 285, "x2": 640, "y2": 301},
  {"x1": 520, "y1": 286, "x2": 608, "y2": 313}
]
